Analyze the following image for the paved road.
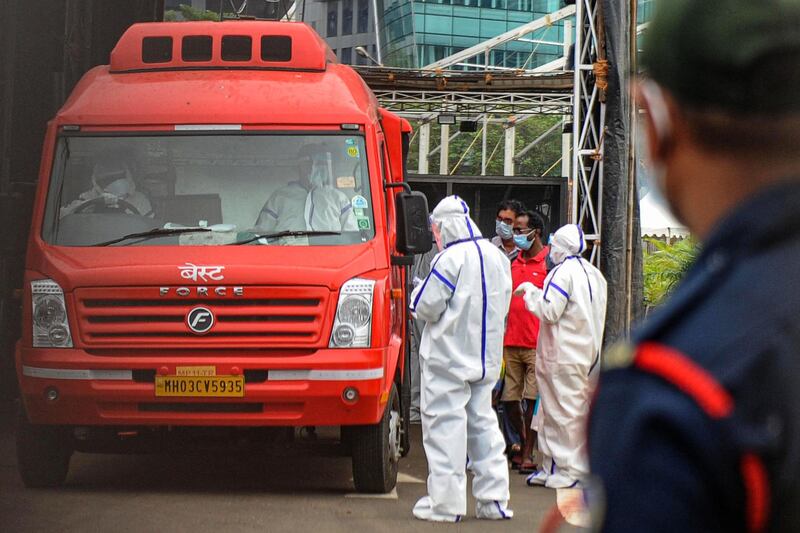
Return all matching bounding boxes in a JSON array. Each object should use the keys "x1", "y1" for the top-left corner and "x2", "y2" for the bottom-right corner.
[{"x1": 1, "y1": 402, "x2": 580, "y2": 532}]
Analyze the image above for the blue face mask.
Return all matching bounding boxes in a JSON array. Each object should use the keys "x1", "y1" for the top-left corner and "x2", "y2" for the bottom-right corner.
[
  {"x1": 513, "y1": 234, "x2": 533, "y2": 251},
  {"x1": 495, "y1": 220, "x2": 513, "y2": 240}
]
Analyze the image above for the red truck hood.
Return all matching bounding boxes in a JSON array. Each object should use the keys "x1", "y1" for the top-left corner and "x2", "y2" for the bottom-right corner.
[{"x1": 29, "y1": 242, "x2": 383, "y2": 292}]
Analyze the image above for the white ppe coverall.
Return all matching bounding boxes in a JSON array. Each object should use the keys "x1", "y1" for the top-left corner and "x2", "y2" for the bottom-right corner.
[
  {"x1": 255, "y1": 182, "x2": 357, "y2": 233},
  {"x1": 409, "y1": 195, "x2": 513, "y2": 521},
  {"x1": 61, "y1": 162, "x2": 153, "y2": 218},
  {"x1": 303, "y1": 186, "x2": 359, "y2": 232},
  {"x1": 255, "y1": 152, "x2": 357, "y2": 234},
  {"x1": 516, "y1": 224, "x2": 607, "y2": 489}
]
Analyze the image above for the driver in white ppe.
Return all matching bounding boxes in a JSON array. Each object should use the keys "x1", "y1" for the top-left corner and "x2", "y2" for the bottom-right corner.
[
  {"x1": 254, "y1": 144, "x2": 358, "y2": 233},
  {"x1": 61, "y1": 161, "x2": 153, "y2": 217},
  {"x1": 514, "y1": 224, "x2": 607, "y2": 489},
  {"x1": 410, "y1": 195, "x2": 514, "y2": 522}
]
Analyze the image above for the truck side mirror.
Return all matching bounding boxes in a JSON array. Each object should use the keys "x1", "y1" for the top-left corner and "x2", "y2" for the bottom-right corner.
[{"x1": 395, "y1": 191, "x2": 433, "y2": 255}]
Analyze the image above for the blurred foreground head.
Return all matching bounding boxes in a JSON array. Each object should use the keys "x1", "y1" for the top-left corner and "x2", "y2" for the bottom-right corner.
[{"x1": 638, "y1": 0, "x2": 800, "y2": 238}]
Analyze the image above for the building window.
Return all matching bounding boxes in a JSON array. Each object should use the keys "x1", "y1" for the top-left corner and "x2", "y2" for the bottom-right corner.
[
  {"x1": 327, "y1": 1, "x2": 339, "y2": 37},
  {"x1": 342, "y1": 0, "x2": 353, "y2": 36},
  {"x1": 341, "y1": 47, "x2": 353, "y2": 64},
  {"x1": 357, "y1": 0, "x2": 369, "y2": 34}
]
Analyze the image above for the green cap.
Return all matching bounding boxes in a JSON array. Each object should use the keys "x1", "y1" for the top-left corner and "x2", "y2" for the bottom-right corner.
[{"x1": 643, "y1": 0, "x2": 800, "y2": 114}]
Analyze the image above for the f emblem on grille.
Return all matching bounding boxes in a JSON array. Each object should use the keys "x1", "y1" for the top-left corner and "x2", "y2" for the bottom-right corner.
[{"x1": 186, "y1": 307, "x2": 214, "y2": 335}]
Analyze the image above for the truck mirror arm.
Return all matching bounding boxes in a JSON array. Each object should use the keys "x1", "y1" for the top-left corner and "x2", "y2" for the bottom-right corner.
[{"x1": 383, "y1": 181, "x2": 411, "y2": 194}]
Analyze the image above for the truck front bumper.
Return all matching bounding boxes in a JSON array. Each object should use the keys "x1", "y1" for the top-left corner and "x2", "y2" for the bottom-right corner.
[{"x1": 16, "y1": 344, "x2": 391, "y2": 427}]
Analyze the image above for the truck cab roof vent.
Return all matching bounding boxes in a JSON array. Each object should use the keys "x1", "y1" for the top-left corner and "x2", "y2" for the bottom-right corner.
[{"x1": 110, "y1": 21, "x2": 335, "y2": 74}]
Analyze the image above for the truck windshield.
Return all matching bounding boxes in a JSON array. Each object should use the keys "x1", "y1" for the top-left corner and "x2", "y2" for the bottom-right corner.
[{"x1": 42, "y1": 134, "x2": 376, "y2": 246}]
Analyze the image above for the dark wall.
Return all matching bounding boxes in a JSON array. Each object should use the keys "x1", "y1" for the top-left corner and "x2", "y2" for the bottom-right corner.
[{"x1": 0, "y1": 0, "x2": 164, "y2": 400}]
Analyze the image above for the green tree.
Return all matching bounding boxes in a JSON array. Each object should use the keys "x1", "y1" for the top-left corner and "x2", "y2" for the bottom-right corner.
[
  {"x1": 405, "y1": 115, "x2": 564, "y2": 177},
  {"x1": 643, "y1": 238, "x2": 699, "y2": 310},
  {"x1": 164, "y1": 4, "x2": 225, "y2": 21}
]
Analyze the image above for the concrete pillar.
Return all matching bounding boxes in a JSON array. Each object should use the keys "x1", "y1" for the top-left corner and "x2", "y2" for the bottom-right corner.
[
  {"x1": 562, "y1": 21, "x2": 573, "y2": 179},
  {"x1": 439, "y1": 123, "x2": 450, "y2": 175},
  {"x1": 418, "y1": 122, "x2": 431, "y2": 175},
  {"x1": 481, "y1": 115, "x2": 488, "y2": 176},
  {"x1": 504, "y1": 124, "x2": 515, "y2": 176},
  {"x1": 562, "y1": 124, "x2": 571, "y2": 178}
]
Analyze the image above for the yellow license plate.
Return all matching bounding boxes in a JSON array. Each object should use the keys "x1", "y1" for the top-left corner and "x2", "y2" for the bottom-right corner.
[{"x1": 154, "y1": 375, "x2": 244, "y2": 397}]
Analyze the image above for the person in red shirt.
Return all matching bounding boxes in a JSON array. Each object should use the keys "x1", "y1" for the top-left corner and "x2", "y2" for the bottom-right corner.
[{"x1": 502, "y1": 210, "x2": 548, "y2": 473}]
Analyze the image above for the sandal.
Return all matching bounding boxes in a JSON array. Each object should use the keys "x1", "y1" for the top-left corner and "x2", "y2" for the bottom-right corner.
[
  {"x1": 518, "y1": 461, "x2": 538, "y2": 475},
  {"x1": 510, "y1": 454, "x2": 523, "y2": 469}
]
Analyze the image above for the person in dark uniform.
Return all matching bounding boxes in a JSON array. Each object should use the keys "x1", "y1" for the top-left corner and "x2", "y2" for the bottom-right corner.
[{"x1": 588, "y1": 1, "x2": 800, "y2": 531}]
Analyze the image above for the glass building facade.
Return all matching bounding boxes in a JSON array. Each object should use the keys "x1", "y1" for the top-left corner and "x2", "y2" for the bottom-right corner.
[
  {"x1": 377, "y1": 0, "x2": 656, "y2": 69},
  {"x1": 378, "y1": 0, "x2": 566, "y2": 69}
]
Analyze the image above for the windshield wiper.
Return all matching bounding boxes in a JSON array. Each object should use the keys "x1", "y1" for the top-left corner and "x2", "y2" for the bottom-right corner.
[
  {"x1": 92, "y1": 227, "x2": 212, "y2": 247},
  {"x1": 232, "y1": 230, "x2": 341, "y2": 245}
]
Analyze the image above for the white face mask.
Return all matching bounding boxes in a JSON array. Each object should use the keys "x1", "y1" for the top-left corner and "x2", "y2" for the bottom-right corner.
[
  {"x1": 308, "y1": 153, "x2": 333, "y2": 188},
  {"x1": 103, "y1": 177, "x2": 132, "y2": 198},
  {"x1": 309, "y1": 164, "x2": 327, "y2": 187}
]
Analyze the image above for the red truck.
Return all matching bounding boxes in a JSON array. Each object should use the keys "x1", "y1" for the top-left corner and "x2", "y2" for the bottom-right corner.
[{"x1": 16, "y1": 20, "x2": 431, "y2": 493}]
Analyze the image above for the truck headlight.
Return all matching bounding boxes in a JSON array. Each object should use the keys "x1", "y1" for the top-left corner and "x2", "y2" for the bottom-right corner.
[
  {"x1": 329, "y1": 278, "x2": 375, "y2": 348},
  {"x1": 31, "y1": 279, "x2": 73, "y2": 348}
]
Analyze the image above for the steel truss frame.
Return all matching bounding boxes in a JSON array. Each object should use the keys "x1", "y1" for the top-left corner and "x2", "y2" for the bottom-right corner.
[
  {"x1": 571, "y1": 0, "x2": 605, "y2": 264},
  {"x1": 362, "y1": 2, "x2": 604, "y2": 264},
  {"x1": 373, "y1": 90, "x2": 572, "y2": 117}
]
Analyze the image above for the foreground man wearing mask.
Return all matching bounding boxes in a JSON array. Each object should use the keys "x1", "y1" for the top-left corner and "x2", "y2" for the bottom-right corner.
[
  {"x1": 588, "y1": 0, "x2": 800, "y2": 531},
  {"x1": 515, "y1": 224, "x2": 607, "y2": 489},
  {"x1": 410, "y1": 195, "x2": 513, "y2": 522}
]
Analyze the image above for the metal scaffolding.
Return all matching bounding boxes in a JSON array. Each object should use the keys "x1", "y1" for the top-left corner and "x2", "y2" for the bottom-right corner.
[
  {"x1": 572, "y1": 0, "x2": 605, "y2": 264},
  {"x1": 372, "y1": 90, "x2": 573, "y2": 117},
  {"x1": 355, "y1": 1, "x2": 605, "y2": 264}
]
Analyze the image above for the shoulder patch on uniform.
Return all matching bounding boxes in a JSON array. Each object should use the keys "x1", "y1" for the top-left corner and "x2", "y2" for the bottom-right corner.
[{"x1": 602, "y1": 342, "x2": 635, "y2": 371}]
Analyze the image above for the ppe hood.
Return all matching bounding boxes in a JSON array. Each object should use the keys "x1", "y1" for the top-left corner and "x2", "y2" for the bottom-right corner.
[
  {"x1": 550, "y1": 224, "x2": 586, "y2": 265},
  {"x1": 431, "y1": 195, "x2": 483, "y2": 247}
]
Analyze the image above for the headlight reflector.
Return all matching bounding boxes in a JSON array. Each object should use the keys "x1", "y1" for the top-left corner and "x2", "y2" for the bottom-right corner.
[
  {"x1": 330, "y1": 278, "x2": 375, "y2": 348},
  {"x1": 338, "y1": 296, "x2": 371, "y2": 328},
  {"x1": 31, "y1": 279, "x2": 73, "y2": 348},
  {"x1": 33, "y1": 295, "x2": 67, "y2": 328}
]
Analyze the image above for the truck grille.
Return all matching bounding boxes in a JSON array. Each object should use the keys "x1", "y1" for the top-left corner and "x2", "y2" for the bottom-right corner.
[{"x1": 74, "y1": 286, "x2": 330, "y2": 349}]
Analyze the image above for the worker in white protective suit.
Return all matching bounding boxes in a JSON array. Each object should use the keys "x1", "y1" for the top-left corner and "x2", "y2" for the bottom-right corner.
[
  {"x1": 254, "y1": 144, "x2": 359, "y2": 233},
  {"x1": 409, "y1": 195, "x2": 514, "y2": 522},
  {"x1": 61, "y1": 161, "x2": 153, "y2": 218},
  {"x1": 515, "y1": 224, "x2": 607, "y2": 489}
]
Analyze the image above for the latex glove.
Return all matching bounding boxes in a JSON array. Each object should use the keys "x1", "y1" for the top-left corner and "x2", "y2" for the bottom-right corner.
[
  {"x1": 514, "y1": 282, "x2": 535, "y2": 297},
  {"x1": 101, "y1": 192, "x2": 121, "y2": 205}
]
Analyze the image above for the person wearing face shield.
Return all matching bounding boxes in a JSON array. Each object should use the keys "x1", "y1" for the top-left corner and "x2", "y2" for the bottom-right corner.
[
  {"x1": 587, "y1": 1, "x2": 800, "y2": 531},
  {"x1": 514, "y1": 224, "x2": 607, "y2": 489},
  {"x1": 409, "y1": 196, "x2": 513, "y2": 522},
  {"x1": 491, "y1": 199, "x2": 525, "y2": 261},
  {"x1": 61, "y1": 161, "x2": 153, "y2": 217},
  {"x1": 254, "y1": 144, "x2": 358, "y2": 233}
]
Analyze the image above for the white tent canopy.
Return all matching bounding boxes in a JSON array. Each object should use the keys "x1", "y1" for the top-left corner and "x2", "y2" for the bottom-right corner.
[{"x1": 639, "y1": 192, "x2": 690, "y2": 238}]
